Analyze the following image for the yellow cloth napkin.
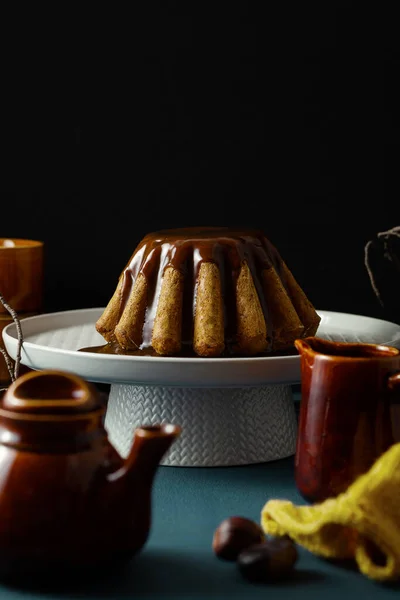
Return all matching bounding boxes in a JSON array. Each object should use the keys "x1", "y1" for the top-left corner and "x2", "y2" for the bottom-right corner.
[{"x1": 261, "y1": 442, "x2": 400, "y2": 582}]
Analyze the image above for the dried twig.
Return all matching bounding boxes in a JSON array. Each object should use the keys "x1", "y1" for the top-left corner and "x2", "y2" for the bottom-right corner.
[
  {"x1": 0, "y1": 347, "x2": 14, "y2": 378},
  {"x1": 365, "y1": 226, "x2": 400, "y2": 313},
  {"x1": 0, "y1": 291, "x2": 24, "y2": 390}
]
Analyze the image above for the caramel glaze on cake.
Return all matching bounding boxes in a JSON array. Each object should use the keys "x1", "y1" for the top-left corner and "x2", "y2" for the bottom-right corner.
[{"x1": 94, "y1": 227, "x2": 321, "y2": 358}]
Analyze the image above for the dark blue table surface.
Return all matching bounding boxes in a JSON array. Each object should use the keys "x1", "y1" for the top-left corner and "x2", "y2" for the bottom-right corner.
[{"x1": 0, "y1": 393, "x2": 398, "y2": 599}]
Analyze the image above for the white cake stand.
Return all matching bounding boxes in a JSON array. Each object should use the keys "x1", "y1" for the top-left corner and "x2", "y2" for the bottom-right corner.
[{"x1": 3, "y1": 308, "x2": 400, "y2": 467}]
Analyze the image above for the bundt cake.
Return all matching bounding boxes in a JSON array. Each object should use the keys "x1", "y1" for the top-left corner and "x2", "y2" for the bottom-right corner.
[{"x1": 95, "y1": 227, "x2": 321, "y2": 357}]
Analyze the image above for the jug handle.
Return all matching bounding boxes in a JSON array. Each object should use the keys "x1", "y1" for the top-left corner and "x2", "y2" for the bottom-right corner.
[
  {"x1": 388, "y1": 372, "x2": 400, "y2": 397},
  {"x1": 387, "y1": 371, "x2": 400, "y2": 442}
]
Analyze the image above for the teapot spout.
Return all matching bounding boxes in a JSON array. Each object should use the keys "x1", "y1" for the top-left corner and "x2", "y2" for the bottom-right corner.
[{"x1": 108, "y1": 424, "x2": 181, "y2": 485}]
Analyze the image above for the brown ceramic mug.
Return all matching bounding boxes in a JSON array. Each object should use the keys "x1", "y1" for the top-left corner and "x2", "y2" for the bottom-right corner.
[
  {"x1": 294, "y1": 337, "x2": 400, "y2": 503},
  {"x1": 0, "y1": 238, "x2": 44, "y2": 314},
  {"x1": 0, "y1": 238, "x2": 44, "y2": 384}
]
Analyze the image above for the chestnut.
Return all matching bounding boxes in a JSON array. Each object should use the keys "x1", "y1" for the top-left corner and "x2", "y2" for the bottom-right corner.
[
  {"x1": 237, "y1": 536, "x2": 298, "y2": 582},
  {"x1": 212, "y1": 516, "x2": 265, "y2": 561}
]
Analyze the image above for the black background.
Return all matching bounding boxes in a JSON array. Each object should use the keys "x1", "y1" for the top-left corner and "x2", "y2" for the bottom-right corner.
[{"x1": 2, "y1": 4, "x2": 399, "y2": 323}]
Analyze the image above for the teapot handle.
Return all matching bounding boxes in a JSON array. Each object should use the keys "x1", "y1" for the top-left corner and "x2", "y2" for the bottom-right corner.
[{"x1": 387, "y1": 371, "x2": 400, "y2": 442}]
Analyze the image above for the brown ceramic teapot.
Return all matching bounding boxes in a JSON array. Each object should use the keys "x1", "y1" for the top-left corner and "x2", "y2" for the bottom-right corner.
[{"x1": 0, "y1": 369, "x2": 181, "y2": 579}]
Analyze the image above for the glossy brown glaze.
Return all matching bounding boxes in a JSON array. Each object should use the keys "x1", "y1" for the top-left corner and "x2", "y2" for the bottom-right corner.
[
  {"x1": 295, "y1": 337, "x2": 400, "y2": 503},
  {"x1": 118, "y1": 227, "x2": 282, "y2": 352},
  {"x1": 0, "y1": 369, "x2": 180, "y2": 579}
]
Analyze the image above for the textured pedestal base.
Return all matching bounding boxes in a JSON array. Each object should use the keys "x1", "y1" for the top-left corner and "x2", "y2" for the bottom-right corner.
[{"x1": 104, "y1": 384, "x2": 297, "y2": 467}]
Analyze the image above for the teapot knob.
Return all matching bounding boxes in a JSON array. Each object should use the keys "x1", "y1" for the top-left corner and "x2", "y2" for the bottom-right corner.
[{"x1": 2, "y1": 369, "x2": 103, "y2": 415}]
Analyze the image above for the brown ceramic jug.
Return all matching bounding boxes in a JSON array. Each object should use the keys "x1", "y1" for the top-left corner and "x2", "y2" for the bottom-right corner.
[
  {"x1": 0, "y1": 369, "x2": 181, "y2": 580},
  {"x1": 295, "y1": 337, "x2": 400, "y2": 504}
]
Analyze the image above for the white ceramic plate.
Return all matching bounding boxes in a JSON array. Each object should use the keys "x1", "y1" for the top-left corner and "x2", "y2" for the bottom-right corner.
[{"x1": 2, "y1": 308, "x2": 400, "y2": 387}]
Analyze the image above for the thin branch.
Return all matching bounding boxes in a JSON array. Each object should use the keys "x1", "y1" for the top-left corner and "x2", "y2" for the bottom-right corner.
[
  {"x1": 0, "y1": 346, "x2": 14, "y2": 376},
  {"x1": 0, "y1": 347, "x2": 14, "y2": 390},
  {"x1": 0, "y1": 291, "x2": 24, "y2": 385}
]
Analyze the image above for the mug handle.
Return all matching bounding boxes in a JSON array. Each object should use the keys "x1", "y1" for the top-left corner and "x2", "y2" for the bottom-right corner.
[{"x1": 388, "y1": 372, "x2": 400, "y2": 442}]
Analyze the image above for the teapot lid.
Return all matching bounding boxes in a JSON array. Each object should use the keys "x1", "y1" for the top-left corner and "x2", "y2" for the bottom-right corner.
[{"x1": 1, "y1": 369, "x2": 103, "y2": 416}]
